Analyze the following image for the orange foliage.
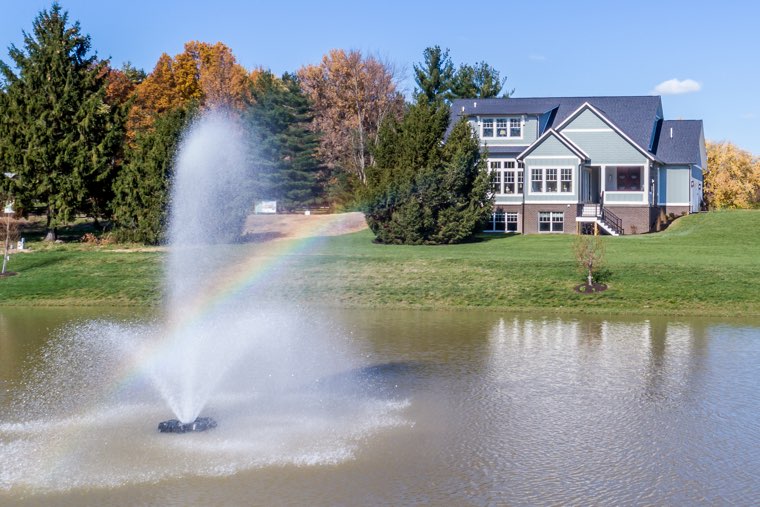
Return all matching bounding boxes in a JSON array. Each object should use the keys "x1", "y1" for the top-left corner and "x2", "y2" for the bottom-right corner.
[
  {"x1": 298, "y1": 49, "x2": 404, "y2": 184},
  {"x1": 127, "y1": 41, "x2": 253, "y2": 138}
]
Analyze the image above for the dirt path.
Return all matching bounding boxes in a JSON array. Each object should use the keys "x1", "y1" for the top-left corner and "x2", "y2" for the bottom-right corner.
[{"x1": 242, "y1": 212, "x2": 368, "y2": 242}]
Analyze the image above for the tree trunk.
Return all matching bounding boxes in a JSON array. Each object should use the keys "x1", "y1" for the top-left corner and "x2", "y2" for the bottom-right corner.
[{"x1": 44, "y1": 207, "x2": 56, "y2": 242}]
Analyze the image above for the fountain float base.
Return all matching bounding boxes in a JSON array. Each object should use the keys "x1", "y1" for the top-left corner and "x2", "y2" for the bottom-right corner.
[{"x1": 158, "y1": 417, "x2": 217, "y2": 433}]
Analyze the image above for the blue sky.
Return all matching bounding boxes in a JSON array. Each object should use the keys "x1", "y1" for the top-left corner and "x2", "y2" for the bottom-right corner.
[{"x1": 2, "y1": 0, "x2": 759, "y2": 153}]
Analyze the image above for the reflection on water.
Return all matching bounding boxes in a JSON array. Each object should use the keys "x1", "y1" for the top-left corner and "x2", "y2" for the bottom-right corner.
[{"x1": 1, "y1": 308, "x2": 759, "y2": 506}]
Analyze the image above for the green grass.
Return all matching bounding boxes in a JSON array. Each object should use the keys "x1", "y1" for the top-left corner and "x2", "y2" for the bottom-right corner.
[{"x1": 1, "y1": 210, "x2": 759, "y2": 316}]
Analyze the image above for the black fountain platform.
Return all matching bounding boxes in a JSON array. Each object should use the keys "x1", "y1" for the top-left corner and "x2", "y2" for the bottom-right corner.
[{"x1": 158, "y1": 416, "x2": 217, "y2": 433}]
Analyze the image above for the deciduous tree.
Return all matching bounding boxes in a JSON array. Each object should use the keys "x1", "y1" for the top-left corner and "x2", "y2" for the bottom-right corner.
[
  {"x1": 704, "y1": 141, "x2": 760, "y2": 209},
  {"x1": 297, "y1": 49, "x2": 404, "y2": 189}
]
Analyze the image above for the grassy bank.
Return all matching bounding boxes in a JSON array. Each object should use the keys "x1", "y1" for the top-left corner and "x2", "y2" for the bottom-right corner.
[{"x1": 1, "y1": 210, "x2": 759, "y2": 316}]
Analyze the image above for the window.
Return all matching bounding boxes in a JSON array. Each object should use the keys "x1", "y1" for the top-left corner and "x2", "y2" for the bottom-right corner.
[
  {"x1": 546, "y1": 169, "x2": 558, "y2": 192},
  {"x1": 506, "y1": 212, "x2": 518, "y2": 232},
  {"x1": 488, "y1": 159, "x2": 523, "y2": 195},
  {"x1": 510, "y1": 118, "x2": 522, "y2": 138},
  {"x1": 483, "y1": 118, "x2": 494, "y2": 138},
  {"x1": 481, "y1": 117, "x2": 522, "y2": 139},
  {"x1": 494, "y1": 211, "x2": 506, "y2": 230},
  {"x1": 496, "y1": 118, "x2": 509, "y2": 137},
  {"x1": 504, "y1": 171, "x2": 515, "y2": 194},
  {"x1": 615, "y1": 166, "x2": 643, "y2": 191},
  {"x1": 527, "y1": 167, "x2": 573, "y2": 193},
  {"x1": 531, "y1": 169, "x2": 543, "y2": 192},
  {"x1": 539, "y1": 211, "x2": 564, "y2": 233}
]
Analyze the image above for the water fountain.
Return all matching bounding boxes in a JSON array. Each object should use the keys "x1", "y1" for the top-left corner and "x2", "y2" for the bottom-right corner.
[{"x1": 0, "y1": 109, "x2": 408, "y2": 493}]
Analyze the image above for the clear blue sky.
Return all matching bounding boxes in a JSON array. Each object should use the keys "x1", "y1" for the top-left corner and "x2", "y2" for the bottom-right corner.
[{"x1": 2, "y1": 0, "x2": 759, "y2": 153}]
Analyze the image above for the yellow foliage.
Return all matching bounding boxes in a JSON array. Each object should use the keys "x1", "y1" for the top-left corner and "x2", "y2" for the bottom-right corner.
[
  {"x1": 127, "y1": 41, "x2": 254, "y2": 139},
  {"x1": 705, "y1": 141, "x2": 760, "y2": 209}
]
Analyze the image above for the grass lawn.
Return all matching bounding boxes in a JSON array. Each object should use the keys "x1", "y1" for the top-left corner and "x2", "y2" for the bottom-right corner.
[{"x1": 1, "y1": 210, "x2": 758, "y2": 316}]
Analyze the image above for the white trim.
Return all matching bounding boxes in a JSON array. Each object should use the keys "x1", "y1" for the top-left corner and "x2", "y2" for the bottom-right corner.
[
  {"x1": 525, "y1": 155, "x2": 581, "y2": 160},
  {"x1": 516, "y1": 128, "x2": 589, "y2": 161},
  {"x1": 555, "y1": 102, "x2": 656, "y2": 161},
  {"x1": 659, "y1": 202, "x2": 691, "y2": 206},
  {"x1": 480, "y1": 115, "x2": 524, "y2": 140},
  {"x1": 525, "y1": 200, "x2": 578, "y2": 204},
  {"x1": 537, "y1": 211, "x2": 565, "y2": 233},
  {"x1": 562, "y1": 128, "x2": 613, "y2": 133},
  {"x1": 528, "y1": 166, "x2": 575, "y2": 195}
]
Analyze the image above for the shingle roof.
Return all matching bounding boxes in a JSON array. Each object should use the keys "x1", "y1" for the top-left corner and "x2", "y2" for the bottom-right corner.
[
  {"x1": 653, "y1": 120, "x2": 704, "y2": 165},
  {"x1": 450, "y1": 96, "x2": 663, "y2": 152}
]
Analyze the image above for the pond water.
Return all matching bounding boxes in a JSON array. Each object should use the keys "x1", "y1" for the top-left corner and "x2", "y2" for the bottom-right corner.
[{"x1": 1, "y1": 307, "x2": 759, "y2": 506}]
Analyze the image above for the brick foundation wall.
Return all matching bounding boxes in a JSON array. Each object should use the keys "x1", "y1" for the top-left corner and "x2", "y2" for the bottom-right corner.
[
  {"x1": 605, "y1": 206, "x2": 657, "y2": 234},
  {"x1": 662, "y1": 205, "x2": 690, "y2": 217},
  {"x1": 522, "y1": 204, "x2": 580, "y2": 234}
]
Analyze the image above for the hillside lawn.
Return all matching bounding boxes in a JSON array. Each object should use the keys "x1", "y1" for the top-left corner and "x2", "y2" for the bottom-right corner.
[{"x1": 0, "y1": 210, "x2": 758, "y2": 317}]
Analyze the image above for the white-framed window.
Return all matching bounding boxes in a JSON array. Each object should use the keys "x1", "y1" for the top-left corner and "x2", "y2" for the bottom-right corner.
[
  {"x1": 510, "y1": 118, "x2": 522, "y2": 138},
  {"x1": 506, "y1": 212, "x2": 518, "y2": 232},
  {"x1": 528, "y1": 167, "x2": 574, "y2": 193},
  {"x1": 485, "y1": 211, "x2": 519, "y2": 232},
  {"x1": 490, "y1": 162, "x2": 502, "y2": 195},
  {"x1": 488, "y1": 159, "x2": 523, "y2": 196},
  {"x1": 546, "y1": 169, "x2": 558, "y2": 192},
  {"x1": 531, "y1": 168, "x2": 543, "y2": 193},
  {"x1": 481, "y1": 117, "x2": 523, "y2": 139},
  {"x1": 539, "y1": 211, "x2": 564, "y2": 233},
  {"x1": 496, "y1": 118, "x2": 509, "y2": 138}
]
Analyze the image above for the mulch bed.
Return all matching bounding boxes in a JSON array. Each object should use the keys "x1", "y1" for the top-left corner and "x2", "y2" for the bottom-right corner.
[{"x1": 574, "y1": 282, "x2": 607, "y2": 294}]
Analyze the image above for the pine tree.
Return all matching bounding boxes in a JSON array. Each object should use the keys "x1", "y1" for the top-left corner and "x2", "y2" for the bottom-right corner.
[
  {"x1": 365, "y1": 100, "x2": 492, "y2": 244},
  {"x1": 414, "y1": 46, "x2": 455, "y2": 104},
  {"x1": 451, "y1": 62, "x2": 511, "y2": 99},
  {"x1": 247, "y1": 71, "x2": 324, "y2": 210},
  {"x1": 0, "y1": 4, "x2": 123, "y2": 240},
  {"x1": 111, "y1": 106, "x2": 195, "y2": 244}
]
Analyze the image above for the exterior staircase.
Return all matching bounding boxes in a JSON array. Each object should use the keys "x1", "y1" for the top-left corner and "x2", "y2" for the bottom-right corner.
[{"x1": 579, "y1": 204, "x2": 624, "y2": 236}]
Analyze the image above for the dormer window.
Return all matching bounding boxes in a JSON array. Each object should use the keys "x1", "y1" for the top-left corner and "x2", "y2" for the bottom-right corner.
[{"x1": 481, "y1": 117, "x2": 522, "y2": 139}]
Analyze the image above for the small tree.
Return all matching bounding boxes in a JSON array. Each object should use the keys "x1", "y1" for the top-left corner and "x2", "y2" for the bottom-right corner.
[{"x1": 574, "y1": 234, "x2": 606, "y2": 286}]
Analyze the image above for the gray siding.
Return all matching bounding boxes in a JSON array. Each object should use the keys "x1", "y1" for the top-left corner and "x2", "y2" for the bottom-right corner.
[
  {"x1": 658, "y1": 165, "x2": 690, "y2": 204},
  {"x1": 528, "y1": 135, "x2": 576, "y2": 158},
  {"x1": 561, "y1": 109, "x2": 609, "y2": 130},
  {"x1": 562, "y1": 131, "x2": 647, "y2": 164}
]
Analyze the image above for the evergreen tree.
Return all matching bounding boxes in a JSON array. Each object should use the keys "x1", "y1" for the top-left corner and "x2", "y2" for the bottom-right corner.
[
  {"x1": 111, "y1": 106, "x2": 195, "y2": 244},
  {"x1": 247, "y1": 71, "x2": 324, "y2": 210},
  {"x1": 365, "y1": 100, "x2": 492, "y2": 244},
  {"x1": 414, "y1": 46, "x2": 455, "y2": 104},
  {"x1": 451, "y1": 61, "x2": 511, "y2": 99},
  {"x1": 0, "y1": 4, "x2": 123, "y2": 240}
]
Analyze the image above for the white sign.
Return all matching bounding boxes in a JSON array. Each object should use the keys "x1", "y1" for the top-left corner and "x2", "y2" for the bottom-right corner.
[
  {"x1": 255, "y1": 201, "x2": 277, "y2": 214},
  {"x1": 3, "y1": 201, "x2": 13, "y2": 215}
]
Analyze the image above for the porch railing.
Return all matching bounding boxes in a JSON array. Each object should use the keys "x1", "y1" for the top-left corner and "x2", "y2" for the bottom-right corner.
[{"x1": 600, "y1": 206, "x2": 624, "y2": 235}]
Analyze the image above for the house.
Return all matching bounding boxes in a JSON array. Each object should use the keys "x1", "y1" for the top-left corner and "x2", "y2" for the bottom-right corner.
[{"x1": 450, "y1": 96, "x2": 706, "y2": 235}]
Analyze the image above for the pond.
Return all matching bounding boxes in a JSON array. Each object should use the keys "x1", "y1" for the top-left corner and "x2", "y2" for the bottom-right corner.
[{"x1": 1, "y1": 307, "x2": 759, "y2": 506}]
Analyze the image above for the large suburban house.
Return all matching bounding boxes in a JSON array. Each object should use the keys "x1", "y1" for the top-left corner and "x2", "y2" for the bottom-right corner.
[{"x1": 450, "y1": 96, "x2": 706, "y2": 235}]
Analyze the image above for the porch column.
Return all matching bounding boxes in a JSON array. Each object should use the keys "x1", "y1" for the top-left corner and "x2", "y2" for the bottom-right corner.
[
  {"x1": 644, "y1": 162, "x2": 650, "y2": 204},
  {"x1": 600, "y1": 165, "x2": 606, "y2": 198}
]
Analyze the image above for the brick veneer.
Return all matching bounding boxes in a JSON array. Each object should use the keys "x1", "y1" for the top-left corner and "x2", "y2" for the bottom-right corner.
[{"x1": 522, "y1": 204, "x2": 580, "y2": 234}]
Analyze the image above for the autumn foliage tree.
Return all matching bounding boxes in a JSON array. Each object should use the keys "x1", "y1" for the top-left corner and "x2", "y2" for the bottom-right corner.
[
  {"x1": 704, "y1": 141, "x2": 760, "y2": 209},
  {"x1": 128, "y1": 41, "x2": 253, "y2": 137},
  {"x1": 298, "y1": 49, "x2": 404, "y2": 193}
]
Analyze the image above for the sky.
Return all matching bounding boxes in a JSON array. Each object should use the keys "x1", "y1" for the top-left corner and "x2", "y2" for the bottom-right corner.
[{"x1": 1, "y1": 0, "x2": 759, "y2": 153}]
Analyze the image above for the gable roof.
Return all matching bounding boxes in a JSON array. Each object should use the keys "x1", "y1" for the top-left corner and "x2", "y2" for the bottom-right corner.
[
  {"x1": 555, "y1": 102, "x2": 656, "y2": 161},
  {"x1": 653, "y1": 120, "x2": 704, "y2": 165},
  {"x1": 450, "y1": 95, "x2": 663, "y2": 152},
  {"x1": 516, "y1": 128, "x2": 589, "y2": 161}
]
